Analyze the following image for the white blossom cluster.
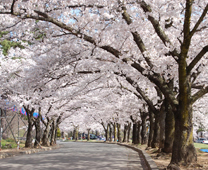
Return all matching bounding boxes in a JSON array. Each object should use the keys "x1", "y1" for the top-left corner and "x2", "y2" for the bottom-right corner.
[{"x1": 0, "y1": 0, "x2": 207, "y2": 135}]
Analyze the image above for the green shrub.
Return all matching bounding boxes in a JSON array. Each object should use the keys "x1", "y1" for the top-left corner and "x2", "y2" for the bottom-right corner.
[
  {"x1": 57, "y1": 127, "x2": 61, "y2": 138},
  {"x1": 194, "y1": 143, "x2": 208, "y2": 149}
]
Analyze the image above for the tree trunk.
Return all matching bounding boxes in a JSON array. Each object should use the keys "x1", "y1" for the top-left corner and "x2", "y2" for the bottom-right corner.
[
  {"x1": 132, "y1": 122, "x2": 137, "y2": 144},
  {"x1": 151, "y1": 112, "x2": 160, "y2": 148},
  {"x1": 123, "y1": 124, "x2": 128, "y2": 142},
  {"x1": 169, "y1": 105, "x2": 196, "y2": 168},
  {"x1": 61, "y1": 131, "x2": 64, "y2": 138},
  {"x1": 137, "y1": 121, "x2": 141, "y2": 144},
  {"x1": 42, "y1": 128, "x2": 50, "y2": 146},
  {"x1": 54, "y1": 128, "x2": 57, "y2": 144},
  {"x1": 87, "y1": 128, "x2": 91, "y2": 141},
  {"x1": 169, "y1": 13, "x2": 197, "y2": 167},
  {"x1": 73, "y1": 126, "x2": 79, "y2": 141},
  {"x1": 68, "y1": 132, "x2": 71, "y2": 139},
  {"x1": 53, "y1": 113, "x2": 63, "y2": 144},
  {"x1": 117, "y1": 123, "x2": 122, "y2": 142},
  {"x1": 50, "y1": 120, "x2": 56, "y2": 146},
  {"x1": 25, "y1": 121, "x2": 33, "y2": 148},
  {"x1": 141, "y1": 113, "x2": 147, "y2": 145},
  {"x1": 148, "y1": 111, "x2": 154, "y2": 147},
  {"x1": 42, "y1": 118, "x2": 53, "y2": 146},
  {"x1": 127, "y1": 122, "x2": 131, "y2": 143},
  {"x1": 34, "y1": 113, "x2": 41, "y2": 148},
  {"x1": 24, "y1": 106, "x2": 35, "y2": 148},
  {"x1": 95, "y1": 130, "x2": 99, "y2": 137},
  {"x1": 106, "y1": 124, "x2": 109, "y2": 141},
  {"x1": 113, "y1": 122, "x2": 117, "y2": 142},
  {"x1": 101, "y1": 123, "x2": 109, "y2": 142},
  {"x1": 159, "y1": 103, "x2": 166, "y2": 151},
  {"x1": 163, "y1": 99, "x2": 175, "y2": 153},
  {"x1": 109, "y1": 123, "x2": 112, "y2": 142}
]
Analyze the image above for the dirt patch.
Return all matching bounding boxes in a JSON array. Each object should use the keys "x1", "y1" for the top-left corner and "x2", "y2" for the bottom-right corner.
[
  {"x1": 145, "y1": 148, "x2": 208, "y2": 170},
  {"x1": 126, "y1": 144, "x2": 208, "y2": 170}
]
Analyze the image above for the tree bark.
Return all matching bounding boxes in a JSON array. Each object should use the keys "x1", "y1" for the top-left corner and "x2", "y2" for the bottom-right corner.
[
  {"x1": 106, "y1": 124, "x2": 109, "y2": 141},
  {"x1": 151, "y1": 112, "x2": 160, "y2": 148},
  {"x1": 169, "y1": 105, "x2": 196, "y2": 167},
  {"x1": 52, "y1": 114, "x2": 63, "y2": 144},
  {"x1": 25, "y1": 121, "x2": 33, "y2": 148},
  {"x1": 87, "y1": 128, "x2": 91, "y2": 141},
  {"x1": 159, "y1": 103, "x2": 166, "y2": 151},
  {"x1": 24, "y1": 106, "x2": 35, "y2": 148},
  {"x1": 73, "y1": 126, "x2": 79, "y2": 141},
  {"x1": 61, "y1": 131, "x2": 64, "y2": 138},
  {"x1": 148, "y1": 111, "x2": 154, "y2": 147},
  {"x1": 163, "y1": 99, "x2": 175, "y2": 153},
  {"x1": 168, "y1": 1, "x2": 199, "y2": 168},
  {"x1": 34, "y1": 112, "x2": 41, "y2": 148},
  {"x1": 117, "y1": 123, "x2": 122, "y2": 142},
  {"x1": 54, "y1": 128, "x2": 57, "y2": 144},
  {"x1": 113, "y1": 122, "x2": 117, "y2": 142},
  {"x1": 137, "y1": 121, "x2": 141, "y2": 144},
  {"x1": 42, "y1": 117, "x2": 53, "y2": 146},
  {"x1": 132, "y1": 122, "x2": 137, "y2": 144},
  {"x1": 109, "y1": 123, "x2": 112, "y2": 142},
  {"x1": 170, "y1": 88, "x2": 196, "y2": 166},
  {"x1": 123, "y1": 124, "x2": 128, "y2": 142},
  {"x1": 50, "y1": 120, "x2": 56, "y2": 146},
  {"x1": 141, "y1": 113, "x2": 148, "y2": 145},
  {"x1": 95, "y1": 130, "x2": 99, "y2": 137},
  {"x1": 127, "y1": 122, "x2": 131, "y2": 143}
]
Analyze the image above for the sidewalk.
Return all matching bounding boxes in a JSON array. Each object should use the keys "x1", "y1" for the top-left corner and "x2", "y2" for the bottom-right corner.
[{"x1": 0, "y1": 144, "x2": 60, "y2": 159}]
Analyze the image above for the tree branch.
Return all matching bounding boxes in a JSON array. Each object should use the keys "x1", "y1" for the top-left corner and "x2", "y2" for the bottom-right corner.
[
  {"x1": 125, "y1": 76, "x2": 158, "y2": 114},
  {"x1": 130, "y1": 62, "x2": 178, "y2": 108},
  {"x1": 116, "y1": 77, "x2": 142, "y2": 100},
  {"x1": 138, "y1": 1, "x2": 180, "y2": 62},
  {"x1": 11, "y1": 0, "x2": 17, "y2": 15},
  {"x1": 187, "y1": 45, "x2": 208, "y2": 74},
  {"x1": 191, "y1": 84, "x2": 205, "y2": 89},
  {"x1": 191, "y1": 86, "x2": 208, "y2": 104},
  {"x1": 139, "y1": 1, "x2": 171, "y2": 46},
  {"x1": 9, "y1": 11, "x2": 120, "y2": 58},
  {"x1": 190, "y1": 4, "x2": 208, "y2": 38},
  {"x1": 147, "y1": 15, "x2": 171, "y2": 46},
  {"x1": 183, "y1": 0, "x2": 192, "y2": 41},
  {"x1": 120, "y1": 3, "x2": 153, "y2": 68},
  {"x1": 0, "y1": 20, "x2": 21, "y2": 31},
  {"x1": 46, "y1": 4, "x2": 105, "y2": 12}
]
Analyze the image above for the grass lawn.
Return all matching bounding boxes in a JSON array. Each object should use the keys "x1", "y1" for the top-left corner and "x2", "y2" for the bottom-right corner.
[
  {"x1": 194, "y1": 143, "x2": 208, "y2": 149},
  {"x1": 1, "y1": 138, "x2": 25, "y2": 149}
]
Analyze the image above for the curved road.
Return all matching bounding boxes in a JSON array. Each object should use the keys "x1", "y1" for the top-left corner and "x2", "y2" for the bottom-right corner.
[{"x1": 0, "y1": 142, "x2": 147, "y2": 170}]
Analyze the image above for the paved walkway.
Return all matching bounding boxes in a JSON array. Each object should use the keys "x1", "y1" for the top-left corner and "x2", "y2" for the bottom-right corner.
[{"x1": 0, "y1": 142, "x2": 147, "y2": 170}]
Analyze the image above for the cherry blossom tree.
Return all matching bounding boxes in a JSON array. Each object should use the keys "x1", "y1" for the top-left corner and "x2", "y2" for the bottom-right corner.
[{"x1": 0, "y1": 1, "x2": 208, "y2": 168}]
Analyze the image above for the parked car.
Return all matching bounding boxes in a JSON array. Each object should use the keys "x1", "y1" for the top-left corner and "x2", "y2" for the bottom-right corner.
[
  {"x1": 97, "y1": 136, "x2": 106, "y2": 141},
  {"x1": 99, "y1": 137, "x2": 106, "y2": 141},
  {"x1": 84, "y1": 134, "x2": 97, "y2": 140},
  {"x1": 196, "y1": 138, "x2": 208, "y2": 144}
]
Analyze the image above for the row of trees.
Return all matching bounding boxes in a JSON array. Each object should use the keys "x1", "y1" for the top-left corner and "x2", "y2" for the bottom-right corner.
[{"x1": 0, "y1": 0, "x2": 208, "y2": 169}]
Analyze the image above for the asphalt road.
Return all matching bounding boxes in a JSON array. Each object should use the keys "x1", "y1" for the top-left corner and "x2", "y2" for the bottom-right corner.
[{"x1": 0, "y1": 142, "x2": 147, "y2": 170}]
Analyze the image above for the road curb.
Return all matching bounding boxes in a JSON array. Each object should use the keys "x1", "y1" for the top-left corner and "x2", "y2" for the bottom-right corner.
[
  {"x1": 117, "y1": 143, "x2": 159, "y2": 170},
  {"x1": 0, "y1": 144, "x2": 60, "y2": 159}
]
